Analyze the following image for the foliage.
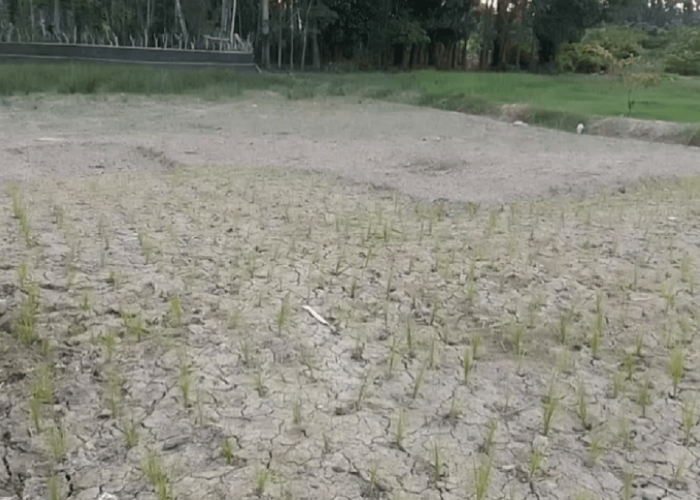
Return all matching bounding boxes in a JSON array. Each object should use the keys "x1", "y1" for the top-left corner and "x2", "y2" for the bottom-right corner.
[
  {"x1": 622, "y1": 67, "x2": 661, "y2": 116},
  {"x1": 406, "y1": 0, "x2": 475, "y2": 46},
  {"x1": 664, "y1": 27, "x2": 700, "y2": 76},
  {"x1": 387, "y1": 19, "x2": 430, "y2": 47},
  {"x1": 580, "y1": 25, "x2": 649, "y2": 60},
  {"x1": 557, "y1": 42, "x2": 616, "y2": 73},
  {"x1": 532, "y1": 0, "x2": 605, "y2": 65}
]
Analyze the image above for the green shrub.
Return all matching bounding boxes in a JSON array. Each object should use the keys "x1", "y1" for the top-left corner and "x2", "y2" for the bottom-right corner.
[
  {"x1": 581, "y1": 25, "x2": 648, "y2": 60},
  {"x1": 558, "y1": 42, "x2": 615, "y2": 74},
  {"x1": 664, "y1": 27, "x2": 700, "y2": 76}
]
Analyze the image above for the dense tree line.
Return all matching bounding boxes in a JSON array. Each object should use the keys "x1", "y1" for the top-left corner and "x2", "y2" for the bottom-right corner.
[{"x1": 0, "y1": 0, "x2": 698, "y2": 70}]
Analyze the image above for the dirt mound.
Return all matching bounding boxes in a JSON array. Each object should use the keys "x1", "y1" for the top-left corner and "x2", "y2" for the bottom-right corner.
[{"x1": 498, "y1": 103, "x2": 700, "y2": 147}]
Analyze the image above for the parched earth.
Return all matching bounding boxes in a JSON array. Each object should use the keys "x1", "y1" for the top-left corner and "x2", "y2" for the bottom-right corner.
[{"x1": 1, "y1": 92, "x2": 700, "y2": 500}]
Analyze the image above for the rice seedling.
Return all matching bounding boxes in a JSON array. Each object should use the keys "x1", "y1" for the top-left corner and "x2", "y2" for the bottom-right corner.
[
  {"x1": 576, "y1": 382, "x2": 591, "y2": 429},
  {"x1": 472, "y1": 453, "x2": 494, "y2": 500},
  {"x1": 137, "y1": 230, "x2": 155, "y2": 263},
  {"x1": 322, "y1": 432, "x2": 332, "y2": 454},
  {"x1": 178, "y1": 355, "x2": 193, "y2": 408},
  {"x1": 586, "y1": 432, "x2": 605, "y2": 466},
  {"x1": 471, "y1": 334, "x2": 483, "y2": 360},
  {"x1": 168, "y1": 296, "x2": 183, "y2": 327},
  {"x1": 620, "y1": 468, "x2": 634, "y2": 500},
  {"x1": 633, "y1": 332, "x2": 644, "y2": 359},
  {"x1": 17, "y1": 262, "x2": 29, "y2": 291},
  {"x1": 31, "y1": 362, "x2": 54, "y2": 404},
  {"x1": 107, "y1": 269, "x2": 123, "y2": 288},
  {"x1": 29, "y1": 395, "x2": 43, "y2": 433},
  {"x1": 636, "y1": 377, "x2": 652, "y2": 418},
  {"x1": 429, "y1": 298, "x2": 441, "y2": 326},
  {"x1": 430, "y1": 440, "x2": 443, "y2": 484},
  {"x1": 14, "y1": 283, "x2": 40, "y2": 345},
  {"x1": 291, "y1": 395, "x2": 302, "y2": 426},
  {"x1": 394, "y1": 410, "x2": 407, "y2": 449},
  {"x1": 557, "y1": 310, "x2": 571, "y2": 345},
  {"x1": 611, "y1": 371, "x2": 625, "y2": 399},
  {"x1": 445, "y1": 391, "x2": 462, "y2": 421},
  {"x1": 277, "y1": 293, "x2": 291, "y2": 335},
  {"x1": 589, "y1": 320, "x2": 602, "y2": 359},
  {"x1": 367, "y1": 463, "x2": 380, "y2": 497},
  {"x1": 254, "y1": 467, "x2": 272, "y2": 497},
  {"x1": 462, "y1": 347, "x2": 473, "y2": 385},
  {"x1": 45, "y1": 422, "x2": 68, "y2": 463},
  {"x1": 142, "y1": 452, "x2": 174, "y2": 500},
  {"x1": 617, "y1": 416, "x2": 633, "y2": 449},
  {"x1": 672, "y1": 451, "x2": 689, "y2": 483},
  {"x1": 622, "y1": 352, "x2": 636, "y2": 381},
  {"x1": 254, "y1": 367, "x2": 269, "y2": 397},
  {"x1": 222, "y1": 438, "x2": 236, "y2": 465},
  {"x1": 529, "y1": 444, "x2": 544, "y2": 479},
  {"x1": 542, "y1": 377, "x2": 559, "y2": 436},
  {"x1": 681, "y1": 396, "x2": 697, "y2": 445},
  {"x1": 105, "y1": 367, "x2": 123, "y2": 416},
  {"x1": 101, "y1": 329, "x2": 118, "y2": 363},
  {"x1": 662, "y1": 280, "x2": 676, "y2": 314},
  {"x1": 480, "y1": 419, "x2": 498, "y2": 455},
  {"x1": 427, "y1": 337, "x2": 437, "y2": 369},
  {"x1": 669, "y1": 346, "x2": 685, "y2": 398},
  {"x1": 357, "y1": 370, "x2": 371, "y2": 409},
  {"x1": 386, "y1": 333, "x2": 399, "y2": 379},
  {"x1": 510, "y1": 319, "x2": 526, "y2": 357},
  {"x1": 47, "y1": 474, "x2": 64, "y2": 500},
  {"x1": 411, "y1": 358, "x2": 428, "y2": 399},
  {"x1": 121, "y1": 310, "x2": 146, "y2": 341},
  {"x1": 121, "y1": 416, "x2": 139, "y2": 450}
]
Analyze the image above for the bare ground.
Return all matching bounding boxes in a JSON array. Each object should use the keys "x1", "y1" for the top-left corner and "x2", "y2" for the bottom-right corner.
[{"x1": 1, "y1": 92, "x2": 700, "y2": 500}]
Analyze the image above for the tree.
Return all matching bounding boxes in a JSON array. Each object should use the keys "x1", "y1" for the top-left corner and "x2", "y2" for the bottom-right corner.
[
  {"x1": 387, "y1": 18, "x2": 429, "y2": 69},
  {"x1": 532, "y1": 0, "x2": 603, "y2": 69}
]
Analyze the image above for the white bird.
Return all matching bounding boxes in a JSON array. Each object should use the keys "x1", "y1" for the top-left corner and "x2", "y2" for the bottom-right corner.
[{"x1": 576, "y1": 123, "x2": 588, "y2": 135}]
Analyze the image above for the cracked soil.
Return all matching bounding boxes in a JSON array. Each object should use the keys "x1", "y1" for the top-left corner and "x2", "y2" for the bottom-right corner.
[{"x1": 1, "y1": 92, "x2": 700, "y2": 500}]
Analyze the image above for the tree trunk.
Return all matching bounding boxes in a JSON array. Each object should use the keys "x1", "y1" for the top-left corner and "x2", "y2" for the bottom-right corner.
[
  {"x1": 277, "y1": 3, "x2": 282, "y2": 68},
  {"x1": 311, "y1": 17, "x2": 320, "y2": 69},
  {"x1": 29, "y1": 0, "x2": 35, "y2": 41},
  {"x1": 53, "y1": 0, "x2": 61, "y2": 39},
  {"x1": 229, "y1": 0, "x2": 237, "y2": 47},
  {"x1": 289, "y1": 0, "x2": 294, "y2": 71},
  {"x1": 301, "y1": 0, "x2": 313, "y2": 71},
  {"x1": 262, "y1": 0, "x2": 270, "y2": 68},
  {"x1": 175, "y1": 0, "x2": 189, "y2": 46},
  {"x1": 220, "y1": 0, "x2": 228, "y2": 41},
  {"x1": 145, "y1": 0, "x2": 151, "y2": 47}
]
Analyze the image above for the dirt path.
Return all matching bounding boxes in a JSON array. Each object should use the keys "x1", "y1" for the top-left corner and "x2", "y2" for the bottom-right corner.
[{"x1": 2, "y1": 92, "x2": 699, "y2": 203}]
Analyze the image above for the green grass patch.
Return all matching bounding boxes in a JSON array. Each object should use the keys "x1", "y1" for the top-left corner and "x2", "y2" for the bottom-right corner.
[
  {"x1": 413, "y1": 70, "x2": 700, "y2": 124},
  {"x1": 0, "y1": 62, "x2": 290, "y2": 96},
  {"x1": 2, "y1": 63, "x2": 700, "y2": 129}
]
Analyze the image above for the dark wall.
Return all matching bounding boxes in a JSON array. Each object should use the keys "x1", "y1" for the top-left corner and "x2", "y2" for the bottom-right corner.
[{"x1": 0, "y1": 43, "x2": 256, "y2": 71}]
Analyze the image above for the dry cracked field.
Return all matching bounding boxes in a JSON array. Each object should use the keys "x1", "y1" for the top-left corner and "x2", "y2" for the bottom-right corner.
[{"x1": 1, "y1": 92, "x2": 700, "y2": 500}]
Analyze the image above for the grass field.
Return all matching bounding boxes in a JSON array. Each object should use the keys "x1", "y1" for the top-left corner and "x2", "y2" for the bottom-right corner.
[{"x1": 2, "y1": 63, "x2": 700, "y2": 128}]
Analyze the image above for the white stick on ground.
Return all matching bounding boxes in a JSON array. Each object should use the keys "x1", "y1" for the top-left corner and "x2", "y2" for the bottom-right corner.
[{"x1": 302, "y1": 305, "x2": 336, "y2": 333}]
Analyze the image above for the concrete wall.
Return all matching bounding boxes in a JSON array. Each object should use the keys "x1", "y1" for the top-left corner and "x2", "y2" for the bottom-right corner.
[{"x1": 0, "y1": 42, "x2": 257, "y2": 71}]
